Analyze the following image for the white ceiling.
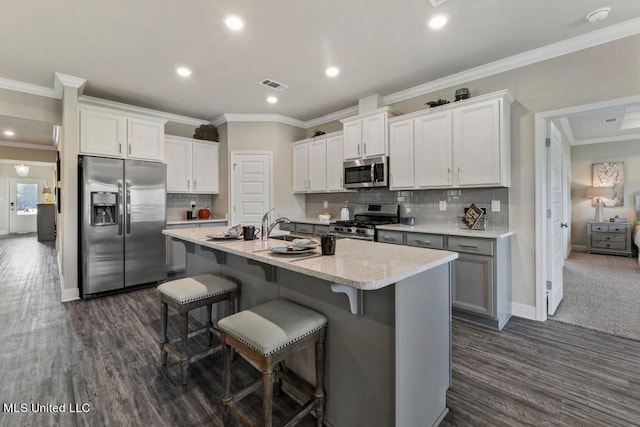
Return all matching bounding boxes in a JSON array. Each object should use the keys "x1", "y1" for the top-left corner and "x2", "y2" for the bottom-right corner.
[{"x1": 1, "y1": 1, "x2": 640, "y2": 148}]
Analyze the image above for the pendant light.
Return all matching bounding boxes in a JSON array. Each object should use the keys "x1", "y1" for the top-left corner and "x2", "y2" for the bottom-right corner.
[{"x1": 15, "y1": 162, "x2": 30, "y2": 177}]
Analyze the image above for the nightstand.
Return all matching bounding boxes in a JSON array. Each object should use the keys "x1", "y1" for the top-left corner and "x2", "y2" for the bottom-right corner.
[{"x1": 586, "y1": 221, "x2": 632, "y2": 257}]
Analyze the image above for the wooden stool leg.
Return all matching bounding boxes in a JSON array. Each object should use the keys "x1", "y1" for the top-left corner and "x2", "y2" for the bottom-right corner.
[
  {"x1": 262, "y1": 368, "x2": 274, "y2": 427},
  {"x1": 160, "y1": 299, "x2": 168, "y2": 366},
  {"x1": 221, "y1": 340, "x2": 232, "y2": 423},
  {"x1": 273, "y1": 362, "x2": 282, "y2": 397},
  {"x1": 314, "y1": 336, "x2": 326, "y2": 427},
  {"x1": 179, "y1": 310, "x2": 189, "y2": 386},
  {"x1": 206, "y1": 304, "x2": 214, "y2": 346}
]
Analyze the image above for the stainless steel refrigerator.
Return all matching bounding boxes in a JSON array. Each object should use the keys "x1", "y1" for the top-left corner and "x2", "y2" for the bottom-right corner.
[{"x1": 79, "y1": 156, "x2": 167, "y2": 298}]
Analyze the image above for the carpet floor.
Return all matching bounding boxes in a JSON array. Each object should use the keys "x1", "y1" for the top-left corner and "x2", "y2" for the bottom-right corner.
[{"x1": 549, "y1": 251, "x2": 640, "y2": 341}]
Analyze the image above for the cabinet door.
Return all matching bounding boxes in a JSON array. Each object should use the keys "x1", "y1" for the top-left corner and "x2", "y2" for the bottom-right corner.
[
  {"x1": 127, "y1": 117, "x2": 165, "y2": 162},
  {"x1": 451, "y1": 254, "x2": 493, "y2": 317},
  {"x1": 326, "y1": 135, "x2": 345, "y2": 191},
  {"x1": 362, "y1": 112, "x2": 386, "y2": 157},
  {"x1": 454, "y1": 99, "x2": 501, "y2": 186},
  {"x1": 343, "y1": 120, "x2": 361, "y2": 160},
  {"x1": 415, "y1": 111, "x2": 453, "y2": 188},
  {"x1": 292, "y1": 142, "x2": 309, "y2": 192},
  {"x1": 165, "y1": 138, "x2": 192, "y2": 192},
  {"x1": 308, "y1": 138, "x2": 327, "y2": 192},
  {"x1": 79, "y1": 108, "x2": 126, "y2": 157},
  {"x1": 192, "y1": 142, "x2": 219, "y2": 193},
  {"x1": 389, "y1": 119, "x2": 414, "y2": 189}
]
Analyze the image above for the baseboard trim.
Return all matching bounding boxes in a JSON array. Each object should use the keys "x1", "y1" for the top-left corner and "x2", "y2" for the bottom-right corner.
[
  {"x1": 61, "y1": 287, "x2": 80, "y2": 302},
  {"x1": 572, "y1": 245, "x2": 587, "y2": 252},
  {"x1": 511, "y1": 302, "x2": 536, "y2": 320}
]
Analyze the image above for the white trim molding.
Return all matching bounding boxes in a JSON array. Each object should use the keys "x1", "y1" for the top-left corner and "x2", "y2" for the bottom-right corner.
[
  {"x1": 0, "y1": 76, "x2": 57, "y2": 98},
  {"x1": 54, "y1": 72, "x2": 87, "y2": 97},
  {"x1": 511, "y1": 302, "x2": 536, "y2": 321},
  {"x1": 0, "y1": 141, "x2": 57, "y2": 151},
  {"x1": 213, "y1": 113, "x2": 305, "y2": 128},
  {"x1": 303, "y1": 105, "x2": 360, "y2": 129},
  {"x1": 61, "y1": 287, "x2": 80, "y2": 302}
]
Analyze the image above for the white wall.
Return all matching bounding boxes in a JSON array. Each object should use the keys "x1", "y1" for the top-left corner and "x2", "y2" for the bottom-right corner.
[{"x1": 571, "y1": 138, "x2": 640, "y2": 247}]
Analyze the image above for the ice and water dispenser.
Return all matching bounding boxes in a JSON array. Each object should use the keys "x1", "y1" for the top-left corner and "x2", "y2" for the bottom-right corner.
[{"x1": 91, "y1": 192, "x2": 118, "y2": 225}]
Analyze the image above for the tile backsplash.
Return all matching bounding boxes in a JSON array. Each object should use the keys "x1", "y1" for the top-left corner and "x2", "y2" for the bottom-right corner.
[
  {"x1": 305, "y1": 188, "x2": 509, "y2": 229},
  {"x1": 167, "y1": 193, "x2": 217, "y2": 221}
]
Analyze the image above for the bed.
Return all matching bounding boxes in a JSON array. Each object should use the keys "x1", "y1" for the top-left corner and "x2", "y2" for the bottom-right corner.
[{"x1": 635, "y1": 193, "x2": 640, "y2": 264}]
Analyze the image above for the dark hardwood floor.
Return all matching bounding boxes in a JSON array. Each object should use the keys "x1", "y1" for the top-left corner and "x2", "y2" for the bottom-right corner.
[{"x1": 1, "y1": 233, "x2": 639, "y2": 427}]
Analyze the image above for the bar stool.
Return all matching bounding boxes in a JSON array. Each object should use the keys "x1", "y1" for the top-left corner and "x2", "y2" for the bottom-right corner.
[
  {"x1": 158, "y1": 274, "x2": 239, "y2": 386},
  {"x1": 218, "y1": 299, "x2": 327, "y2": 427}
]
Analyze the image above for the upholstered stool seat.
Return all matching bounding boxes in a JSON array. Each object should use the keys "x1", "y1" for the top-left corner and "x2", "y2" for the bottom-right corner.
[
  {"x1": 158, "y1": 274, "x2": 239, "y2": 385},
  {"x1": 219, "y1": 299, "x2": 327, "y2": 427}
]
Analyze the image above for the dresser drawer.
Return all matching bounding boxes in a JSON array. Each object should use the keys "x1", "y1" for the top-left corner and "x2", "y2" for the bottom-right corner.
[
  {"x1": 448, "y1": 236, "x2": 494, "y2": 256},
  {"x1": 377, "y1": 230, "x2": 405, "y2": 245},
  {"x1": 406, "y1": 232, "x2": 444, "y2": 250},
  {"x1": 591, "y1": 240, "x2": 627, "y2": 250},
  {"x1": 607, "y1": 224, "x2": 629, "y2": 233},
  {"x1": 592, "y1": 233, "x2": 626, "y2": 243},
  {"x1": 590, "y1": 223, "x2": 628, "y2": 233}
]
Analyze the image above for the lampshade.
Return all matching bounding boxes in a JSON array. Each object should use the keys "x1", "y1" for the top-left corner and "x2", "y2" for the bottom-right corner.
[
  {"x1": 586, "y1": 186, "x2": 613, "y2": 198},
  {"x1": 42, "y1": 186, "x2": 52, "y2": 195},
  {"x1": 15, "y1": 162, "x2": 30, "y2": 177}
]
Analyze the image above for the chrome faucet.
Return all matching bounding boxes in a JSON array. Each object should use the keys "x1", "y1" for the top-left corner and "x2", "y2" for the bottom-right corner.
[{"x1": 261, "y1": 208, "x2": 290, "y2": 240}]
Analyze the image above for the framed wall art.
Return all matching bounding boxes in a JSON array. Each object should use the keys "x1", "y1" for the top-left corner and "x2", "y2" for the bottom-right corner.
[{"x1": 592, "y1": 161, "x2": 624, "y2": 206}]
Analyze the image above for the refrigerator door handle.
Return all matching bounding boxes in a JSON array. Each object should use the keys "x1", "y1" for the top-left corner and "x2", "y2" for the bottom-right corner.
[
  {"x1": 126, "y1": 181, "x2": 132, "y2": 234},
  {"x1": 117, "y1": 181, "x2": 124, "y2": 235}
]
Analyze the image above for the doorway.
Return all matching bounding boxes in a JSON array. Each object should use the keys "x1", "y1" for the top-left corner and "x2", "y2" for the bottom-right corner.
[
  {"x1": 535, "y1": 93, "x2": 640, "y2": 321},
  {"x1": 229, "y1": 152, "x2": 273, "y2": 226},
  {"x1": 8, "y1": 178, "x2": 46, "y2": 233}
]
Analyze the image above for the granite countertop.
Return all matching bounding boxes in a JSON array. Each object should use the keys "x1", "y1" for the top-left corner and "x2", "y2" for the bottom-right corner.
[
  {"x1": 163, "y1": 226, "x2": 457, "y2": 291},
  {"x1": 167, "y1": 218, "x2": 227, "y2": 226},
  {"x1": 376, "y1": 223, "x2": 514, "y2": 239}
]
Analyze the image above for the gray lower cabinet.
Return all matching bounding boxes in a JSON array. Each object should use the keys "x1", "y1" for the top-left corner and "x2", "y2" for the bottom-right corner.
[
  {"x1": 378, "y1": 230, "x2": 512, "y2": 330},
  {"x1": 37, "y1": 204, "x2": 56, "y2": 241},
  {"x1": 283, "y1": 222, "x2": 332, "y2": 238},
  {"x1": 167, "y1": 222, "x2": 226, "y2": 272}
]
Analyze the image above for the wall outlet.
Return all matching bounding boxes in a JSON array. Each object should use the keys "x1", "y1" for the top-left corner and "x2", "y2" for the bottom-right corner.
[
  {"x1": 491, "y1": 200, "x2": 500, "y2": 212},
  {"x1": 439, "y1": 201, "x2": 447, "y2": 211},
  {"x1": 323, "y1": 200, "x2": 328, "y2": 209},
  {"x1": 190, "y1": 201, "x2": 196, "y2": 208}
]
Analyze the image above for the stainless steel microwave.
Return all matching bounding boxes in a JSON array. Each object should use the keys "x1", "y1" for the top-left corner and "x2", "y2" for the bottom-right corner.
[{"x1": 343, "y1": 156, "x2": 388, "y2": 189}]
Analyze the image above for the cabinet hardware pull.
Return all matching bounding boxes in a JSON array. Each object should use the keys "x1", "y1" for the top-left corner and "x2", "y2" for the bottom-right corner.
[
  {"x1": 458, "y1": 167, "x2": 462, "y2": 184},
  {"x1": 417, "y1": 240, "x2": 431, "y2": 244},
  {"x1": 128, "y1": 144, "x2": 131, "y2": 155},
  {"x1": 194, "y1": 180, "x2": 197, "y2": 190},
  {"x1": 448, "y1": 167, "x2": 452, "y2": 183},
  {"x1": 357, "y1": 144, "x2": 360, "y2": 155},
  {"x1": 383, "y1": 236, "x2": 395, "y2": 241},
  {"x1": 187, "y1": 180, "x2": 190, "y2": 190},
  {"x1": 459, "y1": 244, "x2": 478, "y2": 249},
  {"x1": 363, "y1": 142, "x2": 367, "y2": 154},
  {"x1": 119, "y1": 143, "x2": 122, "y2": 154}
]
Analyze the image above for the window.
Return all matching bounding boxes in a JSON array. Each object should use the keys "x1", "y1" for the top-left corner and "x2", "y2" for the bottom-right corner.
[{"x1": 17, "y1": 183, "x2": 38, "y2": 215}]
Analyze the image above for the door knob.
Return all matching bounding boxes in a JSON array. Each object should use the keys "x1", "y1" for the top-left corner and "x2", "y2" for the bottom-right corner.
[{"x1": 560, "y1": 223, "x2": 568, "y2": 228}]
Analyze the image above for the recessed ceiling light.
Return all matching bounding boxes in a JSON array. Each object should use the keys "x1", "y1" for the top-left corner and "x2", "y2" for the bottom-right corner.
[
  {"x1": 4, "y1": 130, "x2": 15, "y2": 136},
  {"x1": 325, "y1": 66, "x2": 340, "y2": 77},
  {"x1": 267, "y1": 96, "x2": 278, "y2": 104},
  {"x1": 176, "y1": 67, "x2": 192, "y2": 77},
  {"x1": 428, "y1": 14, "x2": 448, "y2": 29},
  {"x1": 225, "y1": 15, "x2": 245, "y2": 31},
  {"x1": 586, "y1": 7, "x2": 611, "y2": 23}
]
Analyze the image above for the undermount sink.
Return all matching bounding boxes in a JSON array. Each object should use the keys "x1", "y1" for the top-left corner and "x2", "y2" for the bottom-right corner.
[{"x1": 269, "y1": 234, "x2": 297, "y2": 242}]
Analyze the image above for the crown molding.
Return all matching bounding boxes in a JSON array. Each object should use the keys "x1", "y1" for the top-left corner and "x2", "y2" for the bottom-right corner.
[
  {"x1": 557, "y1": 117, "x2": 576, "y2": 144},
  {"x1": 383, "y1": 17, "x2": 640, "y2": 106},
  {"x1": 571, "y1": 133, "x2": 640, "y2": 146},
  {"x1": 215, "y1": 113, "x2": 305, "y2": 128},
  {"x1": 53, "y1": 72, "x2": 86, "y2": 97},
  {"x1": 303, "y1": 105, "x2": 359, "y2": 129},
  {"x1": 78, "y1": 95, "x2": 209, "y2": 126},
  {"x1": 0, "y1": 141, "x2": 56, "y2": 151},
  {"x1": 0, "y1": 76, "x2": 57, "y2": 99},
  {"x1": 0, "y1": 158, "x2": 56, "y2": 166}
]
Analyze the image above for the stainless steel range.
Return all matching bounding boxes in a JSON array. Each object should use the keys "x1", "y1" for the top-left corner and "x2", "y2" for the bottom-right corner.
[{"x1": 329, "y1": 203, "x2": 400, "y2": 241}]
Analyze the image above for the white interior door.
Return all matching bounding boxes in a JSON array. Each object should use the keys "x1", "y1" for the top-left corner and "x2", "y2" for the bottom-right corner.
[
  {"x1": 230, "y1": 152, "x2": 272, "y2": 226},
  {"x1": 547, "y1": 123, "x2": 564, "y2": 315},
  {"x1": 8, "y1": 178, "x2": 46, "y2": 233}
]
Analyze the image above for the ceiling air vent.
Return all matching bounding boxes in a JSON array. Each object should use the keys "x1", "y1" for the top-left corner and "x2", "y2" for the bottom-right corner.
[
  {"x1": 603, "y1": 118, "x2": 617, "y2": 124},
  {"x1": 259, "y1": 78, "x2": 288, "y2": 91}
]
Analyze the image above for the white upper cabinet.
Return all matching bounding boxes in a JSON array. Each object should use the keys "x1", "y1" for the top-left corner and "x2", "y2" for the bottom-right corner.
[
  {"x1": 389, "y1": 118, "x2": 415, "y2": 189},
  {"x1": 79, "y1": 105, "x2": 166, "y2": 162},
  {"x1": 388, "y1": 90, "x2": 512, "y2": 190},
  {"x1": 325, "y1": 134, "x2": 345, "y2": 191},
  {"x1": 341, "y1": 108, "x2": 398, "y2": 161},
  {"x1": 165, "y1": 135, "x2": 219, "y2": 194},
  {"x1": 292, "y1": 132, "x2": 348, "y2": 193}
]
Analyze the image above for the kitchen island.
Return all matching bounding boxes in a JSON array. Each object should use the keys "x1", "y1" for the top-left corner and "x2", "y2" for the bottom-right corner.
[{"x1": 163, "y1": 226, "x2": 458, "y2": 427}]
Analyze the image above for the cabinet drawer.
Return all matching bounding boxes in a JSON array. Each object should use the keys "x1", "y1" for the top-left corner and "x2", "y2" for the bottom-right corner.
[
  {"x1": 295, "y1": 223, "x2": 314, "y2": 234},
  {"x1": 406, "y1": 232, "x2": 444, "y2": 250},
  {"x1": 590, "y1": 224, "x2": 628, "y2": 233},
  {"x1": 592, "y1": 233, "x2": 626, "y2": 243},
  {"x1": 591, "y1": 240, "x2": 626, "y2": 250},
  {"x1": 448, "y1": 236, "x2": 494, "y2": 256},
  {"x1": 314, "y1": 225, "x2": 330, "y2": 236},
  {"x1": 279, "y1": 222, "x2": 295, "y2": 232},
  {"x1": 377, "y1": 230, "x2": 405, "y2": 245}
]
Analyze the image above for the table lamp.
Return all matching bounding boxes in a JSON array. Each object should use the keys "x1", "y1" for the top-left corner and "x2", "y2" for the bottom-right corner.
[
  {"x1": 586, "y1": 186, "x2": 613, "y2": 222},
  {"x1": 42, "y1": 186, "x2": 53, "y2": 204}
]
